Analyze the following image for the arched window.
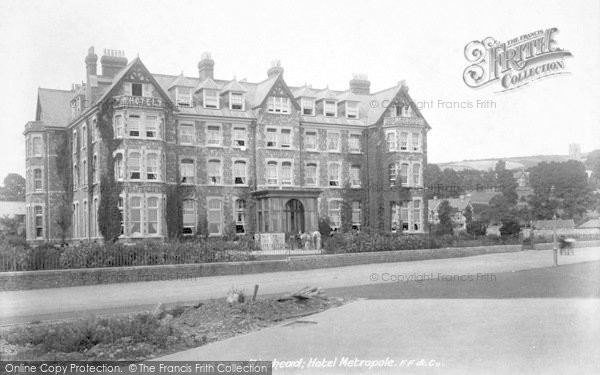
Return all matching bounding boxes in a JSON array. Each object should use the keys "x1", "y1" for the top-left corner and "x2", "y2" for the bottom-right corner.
[{"x1": 267, "y1": 161, "x2": 278, "y2": 185}]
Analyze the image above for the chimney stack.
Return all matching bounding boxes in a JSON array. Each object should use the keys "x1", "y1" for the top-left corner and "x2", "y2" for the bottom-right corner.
[
  {"x1": 349, "y1": 74, "x2": 370, "y2": 94},
  {"x1": 267, "y1": 60, "x2": 284, "y2": 78},
  {"x1": 100, "y1": 49, "x2": 127, "y2": 77},
  {"x1": 85, "y1": 47, "x2": 98, "y2": 76},
  {"x1": 198, "y1": 52, "x2": 214, "y2": 81}
]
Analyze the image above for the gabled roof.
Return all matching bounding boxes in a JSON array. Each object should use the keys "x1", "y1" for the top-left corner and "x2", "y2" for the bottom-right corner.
[
  {"x1": 168, "y1": 73, "x2": 196, "y2": 90},
  {"x1": 95, "y1": 57, "x2": 175, "y2": 109},
  {"x1": 194, "y1": 78, "x2": 220, "y2": 92},
  {"x1": 428, "y1": 198, "x2": 472, "y2": 212},
  {"x1": 533, "y1": 219, "x2": 575, "y2": 230},
  {"x1": 36, "y1": 88, "x2": 75, "y2": 127},
  {"x1": 292, "y1": 85, "x2": 318, "y2": 98},
  {"x1": 250, "y1": 74, "x2": 300, "y2": 110},
  {"x1": 578, "y1": 219, "x2": 600, "y2": 228},
  {"x1": 0, "y1": 201, "x2": 26, "y2": 216},
  {"x1": 220, "y1": 79, "x2": 247, "y2": 93},
  {"x1": 336, "y1": 91, "x2": 361, "y2": 102}
]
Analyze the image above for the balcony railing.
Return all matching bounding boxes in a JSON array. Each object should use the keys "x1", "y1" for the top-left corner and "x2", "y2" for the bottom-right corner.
[{"x1": 383, "y1": 116, "x2": 425, "y2": 127}]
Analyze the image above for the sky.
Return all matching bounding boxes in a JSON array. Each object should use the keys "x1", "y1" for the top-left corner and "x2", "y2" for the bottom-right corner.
[{"x1": 0, "y1": 0, "x2": 598, "y2": 182}]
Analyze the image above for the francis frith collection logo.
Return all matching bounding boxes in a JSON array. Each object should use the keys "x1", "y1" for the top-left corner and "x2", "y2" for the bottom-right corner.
[{"x1": 463, "y1": 28, "x2": 572, "y2": 92}]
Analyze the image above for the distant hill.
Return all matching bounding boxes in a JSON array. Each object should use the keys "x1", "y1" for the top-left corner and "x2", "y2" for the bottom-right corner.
[{"x1": 436, "y1": 154, "x2": 579, "y2": 171}]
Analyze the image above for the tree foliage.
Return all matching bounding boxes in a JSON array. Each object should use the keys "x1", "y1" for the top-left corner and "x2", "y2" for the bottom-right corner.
[
  {"x1": 0, "y1": 173, "x2": 26, "y2": 201},
  {"x1": 435, "y1": 200, "x2": 455, "y2": 236},
  {"x1": 527, "y1": 160, "x2": 592, "y2": 220}
]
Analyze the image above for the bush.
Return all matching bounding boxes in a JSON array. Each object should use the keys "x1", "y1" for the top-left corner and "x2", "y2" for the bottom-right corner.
[{"x1": 6, "y1": 312, "x2": 176, "y2": 353}]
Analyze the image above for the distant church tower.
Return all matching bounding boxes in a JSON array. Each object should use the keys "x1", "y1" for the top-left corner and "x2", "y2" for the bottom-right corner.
[{"x1": 568, "y1": 143, "x2": 581, "y2": 161}]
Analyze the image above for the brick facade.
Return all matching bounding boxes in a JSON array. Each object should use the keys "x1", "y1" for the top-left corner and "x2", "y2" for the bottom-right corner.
[{"x1": 25, "y1": 48, "x2": 431, "y2": 243}]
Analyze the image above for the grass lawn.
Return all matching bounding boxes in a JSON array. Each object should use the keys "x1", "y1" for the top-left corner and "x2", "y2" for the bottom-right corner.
[{"x1": 326, "y1": 260, "x2": 600, "y2": 299}]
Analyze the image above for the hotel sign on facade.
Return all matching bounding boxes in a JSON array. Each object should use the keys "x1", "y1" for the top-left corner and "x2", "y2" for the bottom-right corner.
[{"x1": 113, "y1": 95, "x2": 164, "y2": 108}]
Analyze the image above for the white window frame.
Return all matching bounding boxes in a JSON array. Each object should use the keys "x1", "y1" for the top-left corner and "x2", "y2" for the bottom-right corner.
[
  {"x1": 82, "y1": 159, "x2": 87, "y2": 185},
  {"x1": 146, "y1": 196, "x2": 160, "y2": 236},
  {"x1": 301, "y1": 98, "x2": 315, "y2": 116},
  {"x1": 206, "y1": 124, "x2": 222, "y2": 146},
  {"x1": 232, "y1": 126, "x2": 247, "y2": 148},
  {"x1": 266, "y1": 128, "x2": 278, "y2": 148},
  {"x1": 92, "y1": 154, "x2": 98, "y2": 184},
  {"x1": 412, "y1": 132, "x2": 421, "y2": 152},
  {"x1": 399, "y1": 162, "x2": 409, "y2": 186},
  {"x1": 180, "y1": 158, "x2": 195, "y2": 184},
  {"x1": 208, "y1": 159, "x2": 222, "y2": 185},
  {"x1": 305, "y1": 162, "x2": 318, "y2": 186},
  {"x1": 349, "y1": 133, "x2": 361, "y2": 153},
  {"x1": 207, "y1": 197, "x2": 223, "y2": 236},
  {"x1": 33, "y1": 168, "x2": 43, "y2": 191},
  {"x1": 82, "y1": 125, "x2": 87, "y2": 150},
  {"x1": 114, "y1": 153, "x2": 124, "y2": 181},
  {"x1": 230, "y1": 92, "x2": 245, "y2": 110},
  {"x1": 266, "y1": 160, "x2": 278, "y2": 185},
  {"x1": 145, "y1": 114, "x2": 158, "y2": 139},
  {"x1": 304, "y1": 130, "x2": 317, "y2": 150},
  {"x1": 412, "y1": 163, "x2": 421, "y2": 187},
  {"x1": 114, "y1": 115, "x2": 124, "y2": 138},
  {"x1": 32, "y1": 136, "x2": 43, "y2": 156},
  {"x1": 233, "y1": 160, "x2": 247, "y2": 185},
  {"x1": 34, "y1": 205, "x2": 44, "y2": 239},
  {"x1": 176, "y1": 87, "x2": 193, "y2": 108},
  {"x1": 182, "y1": 199, "x2": 196, "y2": 235},
  {"x1": 128, "y1": 113, "x2": 141, "y2": 137},
  {"x1": 203, "y1": 89, "x2": 219, "y2": 109},
  {"x1": 386, "y1": 130, "x2": 397, "y2": 152},
  {"x1": 128, "y1": 151, "x2": 141, "y2": 180},
  {"x1": 412, "y1": 198, "x2": 423, "y2": 232},
  {"x1": 328, "y1": 199, "x2": 342, "y2": 229},
  {"x1": 350, "y1": 165, "x2": 361, "y2": 187},
  {"x1": 129, "y1": 195, "x2": 143, "y2": 237},
  {"x1": 346, "y1": 102, "x2": 359, "y2": 119},
  {"x1": 280, "y1": 128, "x2": 292, "y2": 148},
  {"x1": 324, "y1": 100, "x2": 337, "y2": 117},
  {"x1": 352, "y1": 201, "x2": 362, "y2": 228},
  {"x1": 400, "y1": 132, "x2": 409, "y2": 151},
  {"x1": 281, "y1": 161, "x2": 293, "y2": 185},
  {"x1": 267, "y1": 96, "x2": 290, "y2": 114},
  {"x1": 146, "y1": 152, "x2": 159, "y2": 181},
  {"x1": 327, "y1": 131, "x2": 340, "y2": 152},
  {"x1": 179, "y1": 123, "x2": 195, "y2": 145},
  {"x1": 328, "y1": 162, "x2": 341, "y2": 187},
  {"x1": 72, "y1": 130, "x2": 78, "y2": 154},
  {"x1": 234, "y1": 199, "x2": 246, "y2": 234}
]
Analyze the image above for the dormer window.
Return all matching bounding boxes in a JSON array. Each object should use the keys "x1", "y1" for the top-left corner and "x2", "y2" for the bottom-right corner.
[
  {"x1": 230, "y1": 93, "x2": 244, "y2": 110},
  {"x1": 301, "y1": 98, "x2": 315, "y2": 115},
  {"x1": 267, "y1": 96, "x2": 290, "y2": 114},
  {"x1": 176, "y1": 87, "x2": 193, "y2": 107},
  {"x1": 346, "y1": 102, "x2": 359, "y2": 119},
  {"x1": 324, "y1": 100, "x2": 337, "y2": 117},
  {"x1": 203, "y1": 89, "x2": 219, "y2": 109}
]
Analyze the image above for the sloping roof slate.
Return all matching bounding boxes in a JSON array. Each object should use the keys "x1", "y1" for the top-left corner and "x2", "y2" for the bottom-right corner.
[{"x1": 37, "y1": 88, "x2": 75, "y2": 127}]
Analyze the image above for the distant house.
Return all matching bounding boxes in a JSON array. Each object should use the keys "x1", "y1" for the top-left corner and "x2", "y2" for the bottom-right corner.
[
  {"x1": 428, "y1": 196, "x2": 473, "y2": 231},
  {"x1": 0, "y1": 201, "x2": 26, "y2": 235},
  {"x1": 513, "y1": 170, "x2": 529, "y2": 187},
  {"x1": 467, "y1": 191, "x2": 499, "y2": 206},
  {"x1": 533, "y1": 219, "x2": 575, "y2": 230},
  {"x1": 578, "y1": 219, "x2": 600, "y2": 229}
]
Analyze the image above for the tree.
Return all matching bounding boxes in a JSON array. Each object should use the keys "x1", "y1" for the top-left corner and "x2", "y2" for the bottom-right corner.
[
  {"x1": 0, "y1": 173, "x2": 26, "y2": 201},
  {"x1": 527, "y1": 160, "x2": 592, "y2": 220},
  {"x1": 435, "y1": 200, "x2": 455, "y2": 236},
  {"x1": 463, "y1": 205, "x2": 473, "y2": 225},
  {"x1": 585, "y1": 149, "x2": 600, "y2": 186},
  {"x1": 424, "y1": 164, "x2": 463, "y2": 199},
  {"x1": 495, "y1": 161, "x2": 518, "y2": 205}
]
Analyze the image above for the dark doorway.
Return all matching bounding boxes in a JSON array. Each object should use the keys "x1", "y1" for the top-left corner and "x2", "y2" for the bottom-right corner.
[{"x1": 284, "y1": 199, "x2": 305, "y2": 236}]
